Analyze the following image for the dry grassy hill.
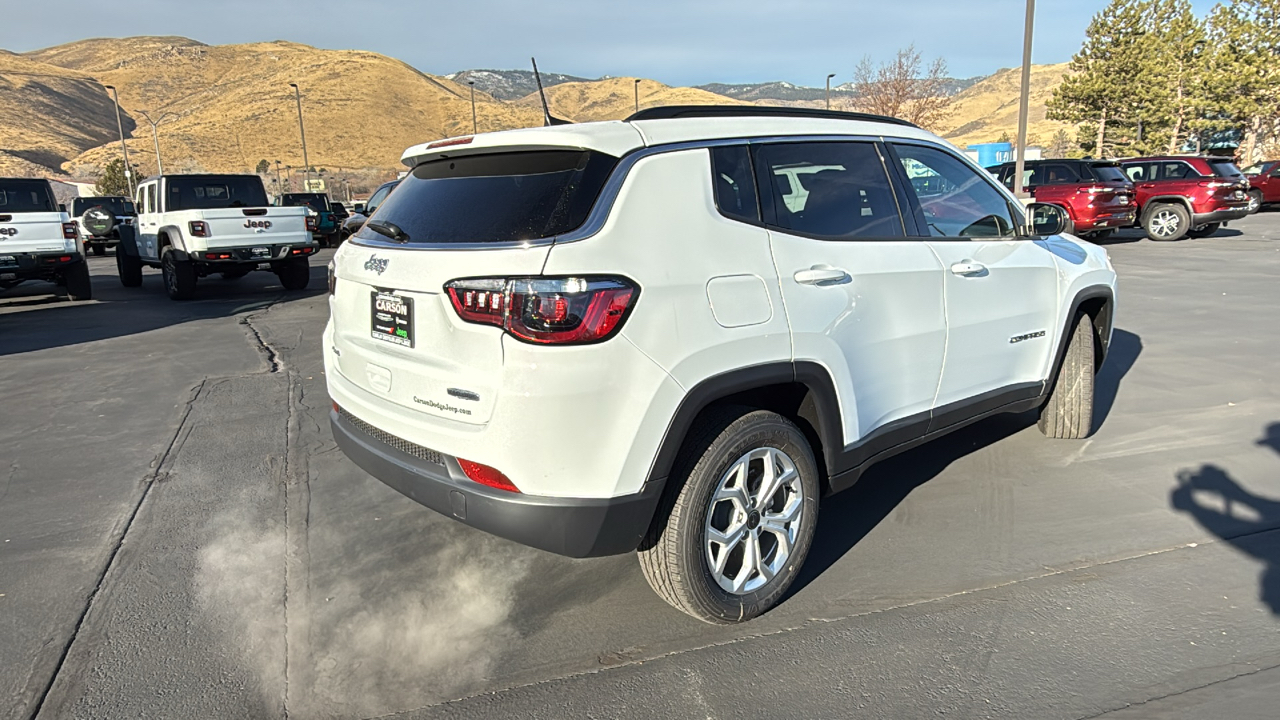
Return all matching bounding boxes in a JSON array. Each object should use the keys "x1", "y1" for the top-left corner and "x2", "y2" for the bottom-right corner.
[
  {"x1": 0, "y1": 50, "x2": 130, "y2": 177},
  {"x1": 23, "y1": 37, "x2": 545, "y2": 177},
  {"x1": 516, "y1": 77, "x2": 747, "y2": 122},
  {"x1": 938, "y1": 63, "x2": 1071, "y2": 149}
]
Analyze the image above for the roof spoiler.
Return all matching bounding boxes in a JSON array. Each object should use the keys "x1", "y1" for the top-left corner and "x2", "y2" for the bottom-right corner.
[{"x1": 625, "y1": 105, "x2": 918, "y2": 128}]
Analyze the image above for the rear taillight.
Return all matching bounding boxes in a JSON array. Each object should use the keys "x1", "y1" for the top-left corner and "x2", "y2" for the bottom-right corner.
[
  {"x1": 305, "y1": 216, "x2": 318, "y2": 232},
  {"x1": 327, "y1": 260, "x2": 336, "y2": 295},
  {"x1": 445, "y1": 276, "x2": 638, "y2": 345},
  {"x1": 62, "y1": 222, "x2": 77, "y2": 239},
  {"x1": 457, "y1": 458, "x2": 519, "y2": 493},
  {"x1": 188, "y1": 221, "x2": 209, "y2": 237}
]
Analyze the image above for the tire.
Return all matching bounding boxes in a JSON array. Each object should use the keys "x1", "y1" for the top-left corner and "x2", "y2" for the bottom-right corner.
[
  {"x1": 1039, "y1": 314, "x2": 1096, "y2": 439},
  {"x1": 1143, "y1": 203, "x2": 1190, "y2": 241},
  {"x1": 161, "y1": 248, "x2": 197, "y2": 300},
  {"x1": 1187, "y1": 222, "x2": 1221, "y2": 239},
  {"x1": 90, "y1": 243, "x2": 107, "y2": 257},
  {"x1": 116, "y1": 249, "x2": 143, "y2": 288},
  {"x1": 1247, "y1": 189, "x2": 1263, "y2": 215},
  {"x1": 276, "y1": 257, "x2": 310, "y2": 291},
  {"x1": 638, "y1": 408, "x2": 820, "y2": 624},
  {"x1": 62, "y1": 260, "x2": 93, "y2": 301},
  {"x1": 327, "y1": 232, "x2": 342, "y2": 247}
]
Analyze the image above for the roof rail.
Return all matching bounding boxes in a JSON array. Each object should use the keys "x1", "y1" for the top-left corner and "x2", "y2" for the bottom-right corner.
[{"x1": 625, "y1": 105, "x2": 918, "y2": 128}]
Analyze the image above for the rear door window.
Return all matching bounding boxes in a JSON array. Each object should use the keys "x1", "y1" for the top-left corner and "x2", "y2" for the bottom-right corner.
[
  {"x1": 358, "y1": 151, "x2": 617, "y2": 244},
  {"x1": 755, "y1": 142, "x2": 905, "y2": 239},
  {"x1": 892, "y1": 143, "x2": 1018, "y2": 239},
  {"x1": 1158, "y1": 162, "x2": 1198, "y2": 180},
  {"x1": 1041, "y1": 163, "x2": 1080, "y2": 184},
  {"x1": 710, "y1": 146, "x2": 759, "y2": 223}
]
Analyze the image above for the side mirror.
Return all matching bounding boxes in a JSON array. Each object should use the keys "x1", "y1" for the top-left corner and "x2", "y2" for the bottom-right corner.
[{"x1": 1027, "y1": 203, "x2": 1068, "y2": 237}]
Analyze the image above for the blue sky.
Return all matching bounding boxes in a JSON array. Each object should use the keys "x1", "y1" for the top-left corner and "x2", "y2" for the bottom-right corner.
[{"x1": 1, "y1": 0, "x2": 1222, "y2": 86}]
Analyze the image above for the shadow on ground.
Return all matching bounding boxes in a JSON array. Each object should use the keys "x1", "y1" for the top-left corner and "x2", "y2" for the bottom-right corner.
[{"x1": 1172, "y1": 422, "x2": 1280, "y2": 614}]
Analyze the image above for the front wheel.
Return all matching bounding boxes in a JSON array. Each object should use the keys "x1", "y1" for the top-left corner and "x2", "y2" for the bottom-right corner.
[
  {"x1": 1187, "y1": 222, "x2": 1221, "y2": 239},
  {"x1": 1039, "y1": 314, "x2": 1096, "y2": 439},
  {"x1": 1247, "y1": 189, "x2": 1263, "y2": 215},
  {"x1": 638, "y1": 408, "x2": 820, "y2": 624},
  {"x1": 117, "y1": 249, "x2": 143, "y2": 287},
  {"x1": 1144, "y1": 203, "x2": 1190, "y2": 241}
]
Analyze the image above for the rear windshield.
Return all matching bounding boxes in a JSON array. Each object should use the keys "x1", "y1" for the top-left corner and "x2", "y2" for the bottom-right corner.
[
  {"x1": 71, "y1": 197, "x2": 135, "y2": 216},
  {"x1": 357, "y1": 150, "x2": 618, "y2": 244},
  {"x1": 0, "y1": 180, "x2": 57, "y2": 213},
  {"x1": 1091, "y1": 164, "x2": 1128, "y2": 182},
  {"x1": 166, "y1": 175, "x2": 269, "y2": 211},
  {"x1": 281, "y1": 193, "x2": 330, "y2": 212},
  {"x1": 1209, "y1": 159, "x2": 1244, "y2": 179}
]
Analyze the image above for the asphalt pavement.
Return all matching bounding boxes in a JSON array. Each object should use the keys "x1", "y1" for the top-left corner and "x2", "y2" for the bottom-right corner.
[{"x1": 2, "y1": 215, "x2": 1280, "y2": 719}]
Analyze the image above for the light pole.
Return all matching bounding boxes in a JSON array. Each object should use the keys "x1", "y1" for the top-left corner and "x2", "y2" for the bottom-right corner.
[
  {"x1": 1013, "y1": 0, "x2": 1036, "y2": 200},
  {"x1": 825, "y1": 73, "x2": 837, "y2": 110},
  {"x1": 103, "y1": 85, "x2": 134, "y2": 196},
  {"x1": 288, "y1": 83, "x2": 311, "y2": 192},
  {"x1": 634, "y1": 79, "x2": 641, "y2": 113},
  {"x1": 273, "y1": 160, "x2": 283, "y2": 194},
  {"x1": 136, "y1": 110, "x2": 176, "y2": 176},
  {"x1": 468, "y1": 80, "x2": 478, "y2": 134}
]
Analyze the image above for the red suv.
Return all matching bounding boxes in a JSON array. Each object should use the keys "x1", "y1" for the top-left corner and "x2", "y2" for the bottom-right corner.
[
  {"x1": 1242, "y1": 160, "x2": 1279, "y2": 214},
  {"x1": 992, "y1": 159, "x2": 1136, "y2": 239},
  {"x1": 1120, "y1": 156, "x2": 1251, "y2": 240}
]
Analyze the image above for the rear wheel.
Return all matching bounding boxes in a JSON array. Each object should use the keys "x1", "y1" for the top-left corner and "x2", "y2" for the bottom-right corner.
[
  {"x1": 162, "y1": 248, "x2": 197, "y2": 300},
  {"x1": 276, "y1": 257, "x2": 310, "y2": 291},
  {"x1": 1188, "y1": 222, "x2": 1221, "y2": 239},
  {"x1": 62, "y1": 260, "x2": 93, "y2": 301},
  {"x1": 638, "y1": 408, "x2": 820, "y2": 624},
  {"x1": 1247, "y1": 189, "x2": 1263, "y2": 214},
  {"x1": 1039, "y1": 314, "x2": 1096, "y2": 439},
  {"x1": 1082, "y1": 229, "x2": 1114, "y2": 241},
  {"x1": 1144, "y1": 203, "x2": 1190, "y2": 241},
  {"x1": 116, "y1": 249, "x2": 143, "y2": 287},
  {"x1": 90, "y1": 243, "x2": 107, "y2": 257}
]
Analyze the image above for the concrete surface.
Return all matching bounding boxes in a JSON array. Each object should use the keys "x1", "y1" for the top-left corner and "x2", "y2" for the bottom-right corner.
[{"x1": 2, "y1": 214, "x2": 1279, "y2": 719}]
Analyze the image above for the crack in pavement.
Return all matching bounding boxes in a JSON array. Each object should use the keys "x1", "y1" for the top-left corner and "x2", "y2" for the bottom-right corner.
[{"x1": 1075, "y1": 656, "x2": 1280, "y2": 719}]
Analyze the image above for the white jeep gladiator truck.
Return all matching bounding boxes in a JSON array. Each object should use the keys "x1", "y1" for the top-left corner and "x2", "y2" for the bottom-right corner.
[
  {"x1": 118, "y1": 174, "x2": 319, "y2": 300},
  {"x1": 0, "y1": 177, "x2": 92, "y2": 301}
]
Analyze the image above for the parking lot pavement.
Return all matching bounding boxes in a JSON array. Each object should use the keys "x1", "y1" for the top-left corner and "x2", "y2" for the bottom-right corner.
[{"x1": 2, "y1": 214, "x2": 1279, "y2": 719}]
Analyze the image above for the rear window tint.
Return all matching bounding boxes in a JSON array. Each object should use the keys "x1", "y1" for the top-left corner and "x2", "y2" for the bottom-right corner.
[
  {"x1": 281, "y1": 193, "x2": 330, "y2": 212},
  {"x1": 1091, "y1": 164, "x2": 1128, "y2": 182},
  {"x1": 358, "y1": 150, "x2": 617, "y2": 244},
  {"x1": 167, "y1": 175, "x2": 269, "y2": 211},
  {"x1": 710, "y1": 146, "x2": 759, "y2": 223},
  {"x1": 0, "y1": 180, "x2": 57, "y2": 213},
  {"x1": 1209, "y1": 160, "x2": 1244, "y2": 179},
  {"x1": 71, "y1": 197, "x2": 135, "y2": 216}
]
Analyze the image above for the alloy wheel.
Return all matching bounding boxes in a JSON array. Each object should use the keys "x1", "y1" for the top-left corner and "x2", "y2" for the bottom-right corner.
[
  {"x1": 1150, "y1": 209, "x2": 1182, "y2": 238},
  {"x1": 704, "y1": 446, "x2": 804, "y2": 595}
]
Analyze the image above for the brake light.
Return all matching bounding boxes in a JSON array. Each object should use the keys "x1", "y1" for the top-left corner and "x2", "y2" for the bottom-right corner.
[
  {"x1": 445, "y1": 276, "x2": 638, "y2": 345},
  {"x1": 62, "y1": 222, "x2": 77, "y2": 239},
  {"x1": 188, "y1": 221, "x2": 209, "y2": 237},
  {"x1": 457, "y1": 458, "x2": 519, "y2": 493},
  {"x1": 305, "y1": 216, "x2": 318, "y2": 232}
]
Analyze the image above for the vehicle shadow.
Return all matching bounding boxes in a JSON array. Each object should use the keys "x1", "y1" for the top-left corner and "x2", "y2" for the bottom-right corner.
[
  {"x1": 0, "y1": 258, "x2": 328, "y2": 357},
  {"x1": 1171, "y1": 423, "x2": 1280, "y2": 614},
  {"x1": 792, "y1": 331, "x2": 1142, "y2": 598}
]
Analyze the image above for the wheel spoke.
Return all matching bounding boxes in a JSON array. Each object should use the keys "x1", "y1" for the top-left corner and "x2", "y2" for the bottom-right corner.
[
  {"x1": 732, "y1": 532, "x2": 760, "y2": 593},
  {"x1": 713, "y1": 482, "x2": 750, "y2": 512},
  {"x1": 753, "y1": 451, "x2": 796, "y2": 511}
]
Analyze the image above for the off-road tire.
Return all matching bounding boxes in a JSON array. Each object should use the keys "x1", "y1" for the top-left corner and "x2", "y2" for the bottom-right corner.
[
  {"x1": 1143, "y1": 203, "x2": 1190, "y2": 241},
  {"x1": 1247, "y1": 189, "x2": 1263, "y2": 215},
  {"x1": 161, "y1": 248, "x2": 197, "y2": 300},
  {"x1": 276, "y1": 257, "x2": 310, "y2": 291},
  {"x1": 1188, "y1": 222, "x2": 1221, "y2": 239},
  {"x1": 62, "y1": 260, "x2": 93, "y2": 301},
  {"x1": 117, "y1": 249, "x2": 143, "y2": 287},
  {"x1": 90, "y1": 243, "x2": 107, "y2": 257},
  {"x1": 1039, "y1": 313, "x2": 1096, "y2": 439},
  {"x1": 638, "y1": 407, "x2": 820, "y2": 624}
]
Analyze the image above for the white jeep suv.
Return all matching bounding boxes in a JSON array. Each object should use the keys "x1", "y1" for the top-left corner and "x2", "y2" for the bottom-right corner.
[{"x1": 325, "y1": 106, "x2": 1117, "y2": 623}]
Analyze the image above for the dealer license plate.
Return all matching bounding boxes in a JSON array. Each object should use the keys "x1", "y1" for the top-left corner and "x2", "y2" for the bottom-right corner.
[
  {"x1": 251, "y1": 246, "x2": 271, "y2": 258},
  {"x1": 370, "y1": 291, "x2": 414, "y2": 348}
]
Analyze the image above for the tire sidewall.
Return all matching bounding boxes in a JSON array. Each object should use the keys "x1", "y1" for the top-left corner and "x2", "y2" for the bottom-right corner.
[{"x1": 675, "y1": 414, "x2": 820, "y2": 621}]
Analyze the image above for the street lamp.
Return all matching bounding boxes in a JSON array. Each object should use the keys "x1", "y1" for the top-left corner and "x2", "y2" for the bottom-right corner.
[
  {"x1": 634, "y1": 79, "x2": 641, "y2": 113},
  {"x1": 825, "y1": 73, "x2": 837, "y2": 110},
  {"x1": 273, "y1": 160, "x2": 283, "y2": 195},
  {"x1": 136, "y1": 110, "x2": 176, "y2": 176},
  {"x1": 102, "y1": 85, "x2": 134, "y2": 196},
  {"x1": 468, "y1": 80, "x2": 477, "y2": 134},
  {"x1": 288, "y1": 83, "x2": 312, "y2": 192},
  {"x1": 1013, "y1": 0, "x2": 1036, "y2": 200}
]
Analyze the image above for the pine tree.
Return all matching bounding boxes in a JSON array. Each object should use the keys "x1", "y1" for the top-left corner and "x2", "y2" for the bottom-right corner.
[
  {"x1": 255, "y1": 159, "x2": 270, "y2": 175},
  {"x1": 95, "y1": 157, "x2": 138, "y2": 197},
  {"x1": 1048, "y1": 129, "x2": 1075, "y2": 157},
  {"x1": 1203, "y1": 0, "x2": 1280, "y2": 162},
  {"x1": 1148, "y1": 0, "x2": 1209, "y2": 153}
]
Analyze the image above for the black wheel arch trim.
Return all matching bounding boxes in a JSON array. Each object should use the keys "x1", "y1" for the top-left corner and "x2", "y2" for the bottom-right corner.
[
  {"x1": 1141, "y1": 196, "x2": 1193, "y2": 220},
  {"x1": 116, "y1": 225, "x2": 141, "y2": 257}
]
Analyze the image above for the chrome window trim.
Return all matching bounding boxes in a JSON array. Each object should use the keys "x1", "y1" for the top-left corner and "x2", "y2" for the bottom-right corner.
[{"x1": 349, "y1": 133, "x2": 937, "y2": 251}]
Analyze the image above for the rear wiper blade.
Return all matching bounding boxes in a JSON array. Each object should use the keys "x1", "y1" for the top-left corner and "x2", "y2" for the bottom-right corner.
[{"x1": 365, "y1": 220, "x2": 410, "y2": 243}]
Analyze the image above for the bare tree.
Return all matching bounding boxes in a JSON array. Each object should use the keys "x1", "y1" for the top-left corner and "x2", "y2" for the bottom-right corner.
[{"x1": 852, "y1": 45, "x2": 953, "y2": 131}]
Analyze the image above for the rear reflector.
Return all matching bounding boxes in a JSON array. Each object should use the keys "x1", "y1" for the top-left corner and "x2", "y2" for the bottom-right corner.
[{"x1": 457, "y1": 458, "x2": 520, "y2": 493}]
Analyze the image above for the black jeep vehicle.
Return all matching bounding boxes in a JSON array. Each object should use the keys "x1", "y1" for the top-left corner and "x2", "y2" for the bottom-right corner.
[{"x1": 70, "y1": 196, "x2": 137, "y2": 256}]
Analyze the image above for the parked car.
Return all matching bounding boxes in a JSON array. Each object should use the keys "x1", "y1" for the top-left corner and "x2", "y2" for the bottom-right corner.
[
  {"x1": 324, "y1": 105, "x2": 1116, "y2": 624},
  {"x1": 69, "y1": 195, "x2": 137, "y2": 256},
  {"x1": 276, "y1": 192, "x2": 340, "y2": 247},
  {"x1": 1241, "y1": 160, "x2": 1280, "y2": 214},
  {"x1": 991, "y1": 159, "x2": 1136, "y2": 239},
  {"x1": 0, "y1": 177, "x2": 92, "y2": 300},
  {"x1": 341, "y1": 180, "x2": 398, "y2": 238},
  {"x1": 1120, "y1": 156, "x2": 1251, "y2": 240}
]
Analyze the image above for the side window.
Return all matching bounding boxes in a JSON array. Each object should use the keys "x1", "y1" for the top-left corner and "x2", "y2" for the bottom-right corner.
[
  {"x1": 1160, "y1": 162, "x2": 1196, "y2": 180},
  {"x1": 709, "y1": 146, "x2": 759, "y2": 223},
  {"x1": 755, "y1": 141, "x2": 905, "y2": 240},
  {"x1": 148, "y1": 184, "x2": 158, "y2": 213},
  {"x1": 1125, "y1": 164, "x2": 1146, "y2": 182},
  {"x1": 892, "y1": 143, "x2": 1017, "y2": 239},
  {"x1": 1042, "y1": 164, "x2": 1080, "y2": 184},
  {"x1": 365, "y1": 185, "x2": 391, "y2": 215}
]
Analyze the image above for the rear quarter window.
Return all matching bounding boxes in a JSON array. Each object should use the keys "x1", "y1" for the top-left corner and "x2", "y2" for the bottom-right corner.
[
  {"x1": 1209, "y1": 160, "x2": 1244, "y2": 179},
  {"x1": 1091, "y1": 164, "x2": 1128, "y2": 182},
  {"x1": 357, "y1": 150, "x2": 618, "y2": 244}
]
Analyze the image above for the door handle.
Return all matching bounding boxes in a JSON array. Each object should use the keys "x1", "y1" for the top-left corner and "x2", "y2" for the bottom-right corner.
[
  {"x1": 793, "y1": 266, "x2": 850, "y2": 285},
  {"x1": 950, "y1": 261, "x2": 988, "y2": 277}
]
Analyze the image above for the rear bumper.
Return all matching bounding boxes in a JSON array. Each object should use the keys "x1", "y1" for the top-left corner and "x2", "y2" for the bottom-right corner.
[
  {"x1": 173, "y1": 244, "x2": 318, "y2": 263},
  {"x1": 1075, "y1": 209, "x2": 1136, "y2": 231},
  {"x1": 0, "y1": 252, "x2": 82, "y2": 280},
  {"x1": 1193, "y1": 207, "x2": 1249, "y2": 225},
  {"x1": 330, "y1": 407, "x2": 664, "y2": 558}
]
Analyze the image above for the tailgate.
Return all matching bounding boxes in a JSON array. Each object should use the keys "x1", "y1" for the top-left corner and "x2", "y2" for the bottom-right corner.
[
  {"x1": 197, "y1": 207, "x2": 310, "y2": 247},
  {"x1": 0, "y1": 212, "x2": 71, "y2": 255}
]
